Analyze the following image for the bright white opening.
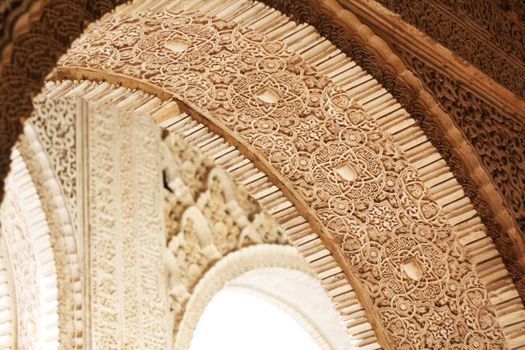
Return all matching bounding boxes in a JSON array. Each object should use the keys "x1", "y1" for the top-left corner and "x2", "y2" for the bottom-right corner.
[{"x1": 189, "y1": 289, "x2": 321, "y2": 350}]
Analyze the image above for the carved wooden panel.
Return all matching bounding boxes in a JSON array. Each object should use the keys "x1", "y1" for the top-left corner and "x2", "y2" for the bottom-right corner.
[{"x1": 57, "y1": 10, "x2": 508, "y2": 349}]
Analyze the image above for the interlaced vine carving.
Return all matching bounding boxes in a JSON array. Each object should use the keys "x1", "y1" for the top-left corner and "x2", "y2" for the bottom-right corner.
[
  {"x1": 30, "y1": 95, "x2": 78, "y2": 228},
  {"x1": 59, "y1": 10, "x2": 507, "y2": 348},
  {"x1": 369, "y1": 0, "x2": 525, "y2": 98}
]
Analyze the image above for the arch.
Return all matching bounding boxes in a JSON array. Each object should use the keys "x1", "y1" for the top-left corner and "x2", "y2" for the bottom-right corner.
[
  {"x1": 0, "y1": 146, "x2": 60, "y2": 349},
  {"x1": 160, "y1": 132, "x2": 342, "y2": 348},
  {"x1": 0, "y1": 0, "x2": 523, "y2": 349},
  {"x1": 178, "y1": 244, "x2": 354, "y2": 350},
  {"x1": 43, "y1": 2, "x2": 525, "y2": 348},
  {"x1": 0, "y1": 0, "x2": 523, "y2": 304},
  {"x1": 22, "y1": 100, "x2": 84, "y2": 350}
]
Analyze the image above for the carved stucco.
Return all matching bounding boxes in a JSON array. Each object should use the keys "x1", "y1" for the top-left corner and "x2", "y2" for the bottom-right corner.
[
  {"x1": 84, "y1": 101, "x2": 168, "y2": 350},
  {"x1": 30, "y1": 94, "x2": 78, "y2": 230},
  {"x1": 258, "y1": 0, "x2": 525, "y2": 301},
  {"x1": 363, "y1": 0, "x2": 525, "y2": 99},
  {"x1": 0, "y1": 234, "x2": 15, "y2": 350},
  {"x1": 0, "y1": 0, "x2": 124, "y2": 201},
  {"x1": 177, "y1": 246, "x2": 355, "y2": 350},
  {"x1": 19, "y1": 122, "x2": 83, "y2": 350},
  {"x1": 0, "y1": 148, "x2": 59, "y2": 350},
  {"x1": 432, "y1": 0, "x2": 525, "y2": 62},
  {"x1": 390, "y1": 43, "x2": 525, "y2": 238},
  {"x1": 55, "y1": 9, "x2": 511, "y2": 349},
  {"x1": 0, "y1": 0, "x2": 522, "y2": 312},
  {"x1": 0, "y1": 0, "x2": 520, "y2": 348},
  {"x1": 161, "y1": 132, "x2": 290, "y2": 346},
  {"x1": 0, "y1": 173, "x2": 40, "y2": 350},
  {"x1": 334, "y1": 0, "x2": 525, "y2": 238}
]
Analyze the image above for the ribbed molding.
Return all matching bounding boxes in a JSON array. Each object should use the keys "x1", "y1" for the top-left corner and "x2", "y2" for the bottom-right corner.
[
  {"x1": 22, "y1": 123, "x2": 84, "y2": 349},
  {"x1": 0, "y1": 240, "x2": 15, "y2": 349},
  {"x1": 3, "y1": 148, "x2": 60, "y2": 349},
  {"x1": 228, "y1": 267, "x2": 356, "y2": 350},
  {"x1": 177, "y1": 244, "x2": 352, "y2": 350}
]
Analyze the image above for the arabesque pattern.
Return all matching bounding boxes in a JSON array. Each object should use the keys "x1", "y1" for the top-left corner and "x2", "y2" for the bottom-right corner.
[
  {"x1": 162, "y1": 133, "x2": 288, "y2": 344},
  {"x1": 58, "y1": 10, "x2": 507, "y2": 348}
]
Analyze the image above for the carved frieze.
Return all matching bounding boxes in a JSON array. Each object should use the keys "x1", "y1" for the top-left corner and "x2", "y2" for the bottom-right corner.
[
  {"x1": 85, "y1": 102, "x2": 168, "y2": 350},
  {"x1": 392, "y1": 44, "x2": 525, "y2": 234},
  {"x1": 366, "y1": 0, "x2": 525, "y2": 98}
]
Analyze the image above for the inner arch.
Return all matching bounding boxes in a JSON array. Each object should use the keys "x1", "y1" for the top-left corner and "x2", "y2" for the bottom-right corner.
[
  {"x1": 190, "y1": 289, "x2": 321, "y2": 350},
  {"x1": 179, "y1": 245, "x2": 354, "y2": 350}
]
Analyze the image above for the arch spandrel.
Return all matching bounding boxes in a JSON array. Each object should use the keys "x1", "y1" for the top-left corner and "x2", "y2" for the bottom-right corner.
[{"x1": 53, "y1": 8, "x2": 513, "y2": 349}]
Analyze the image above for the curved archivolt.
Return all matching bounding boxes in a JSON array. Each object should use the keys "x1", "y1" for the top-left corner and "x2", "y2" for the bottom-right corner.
[
  {"x1": 178, "y1": 244, "x2": 355, "y2": 350},
  {"x1": 0, "y1": 147, "x2": 60, "y2": 349},
  {"x1": 44, "y1": 1, "x2": 525, "y2": 348},
  {"x1": 22, "y1": 103, "x2": 83, "y2": 350}
]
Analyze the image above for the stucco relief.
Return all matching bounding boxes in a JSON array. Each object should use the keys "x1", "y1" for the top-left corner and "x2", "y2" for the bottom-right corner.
[
  {"x1": 85, "y1": 102, "x2": 169, "y2": 350},
  {"x1": 162, "y1": 133, "x2": 287, "y2": 342},
  {"x1": 30, "y1": 94, "x2": 78, "y2": 229},
  {"x1": 57, "y1": 10, "x2": 508, "y2": 348},
  {"x1": 0, "y1": 149, "x2": 60, "y2": 350},
  {"x1": 0, "y1": 180, "x2": 40, "y2": 350},
  {"x1": 18, "y1": 126, "x2": 83, "y2": 350},
  {"x1": 391, "y1": 43, "x2": 525, "y2": 233},
  {"x1": 258, "y1": 0, "x2": 525, "y2": 301}
]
